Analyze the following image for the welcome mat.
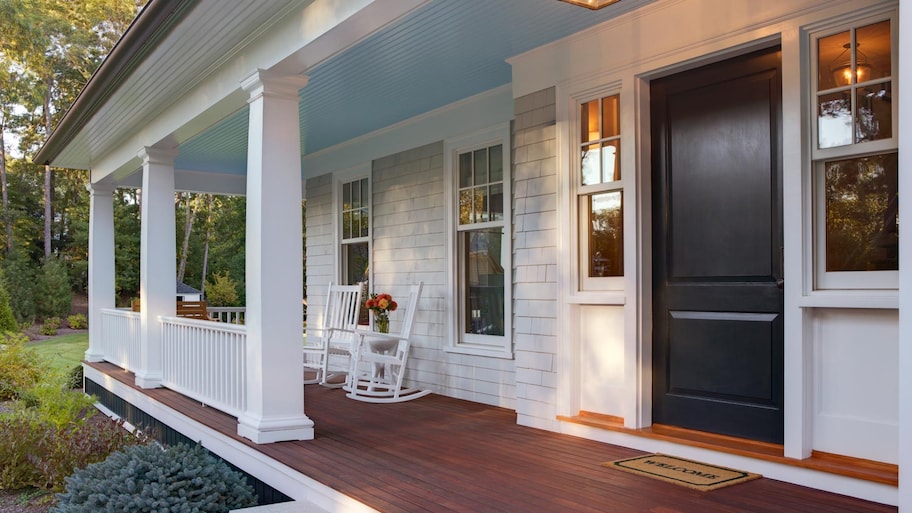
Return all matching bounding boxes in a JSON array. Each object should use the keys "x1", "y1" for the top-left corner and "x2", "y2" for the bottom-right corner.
[{"x1": 603, "y1": 454, "x2": 761, "y2": 491}]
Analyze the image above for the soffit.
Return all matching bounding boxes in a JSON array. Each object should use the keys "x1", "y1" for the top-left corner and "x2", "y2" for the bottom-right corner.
[{"x1": 54, "y1": 0, "x2": 648, "y2": 177}]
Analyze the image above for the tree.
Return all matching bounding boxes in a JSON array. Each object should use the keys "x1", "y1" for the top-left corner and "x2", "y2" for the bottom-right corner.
[
  {"x1": 35, "y1": 256, "x2": 71, "y2": 319},
  {"x1": 0, "y1": 0, "x2": 140, "y2": 259},
  {"x1": 0, "y1": 271, "x2": 19, "y2": 332}
]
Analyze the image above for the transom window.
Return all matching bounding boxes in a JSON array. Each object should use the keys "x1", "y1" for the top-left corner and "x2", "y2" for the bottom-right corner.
[{"x1": 811, "y1": 15, "x2": 897, "y2": 290}]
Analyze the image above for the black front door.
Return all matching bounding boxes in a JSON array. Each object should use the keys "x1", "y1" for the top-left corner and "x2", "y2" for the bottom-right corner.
[{"x1": 651, "y1": 47, "x2": 784, "y2": 444}]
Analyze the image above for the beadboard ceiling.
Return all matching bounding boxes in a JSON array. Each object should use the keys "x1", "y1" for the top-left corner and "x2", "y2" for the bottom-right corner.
[
  {"x1": 174, "y1": 0, "x2": 646, "y2": 176},
  {"x1": 49, "y1": 0, "x2": 647, "y2": 178}
]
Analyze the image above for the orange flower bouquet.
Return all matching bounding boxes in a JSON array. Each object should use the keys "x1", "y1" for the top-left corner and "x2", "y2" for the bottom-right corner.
[{"x1": 365, "y1": 293, "x2": 398, "y2": 333}]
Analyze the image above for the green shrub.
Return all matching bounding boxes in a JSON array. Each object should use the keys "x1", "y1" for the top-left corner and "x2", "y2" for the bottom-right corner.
[
  {"x1": 205, "y1": 271, "x2": 239, "y2": 307},
  {"x1": 66, "y1": 314, "x2": 87, "y2": 330},
  {"x1": 41, "y1": 317, "x2": 61, "y2": 336},
  {"x1": 36, "y1": 259, "x2": 72, "y2": 321},
  {"x1": 0, "y1": 332, "x2": 47, "y2": 401},
  {"x1": 25, "y1": 382, "x2": 96, "y2": 429},
  {"x1": 2, "y1": 252, "x2": 36, "y2": 323},
  {"x1": 0, "y1": 274, "x2": 18, "y2": 333},
  {"x1": 64, "y1": 365, "x2": 84, "y2": 391},
  {"x1": 0, "y1": 412, "x2": 143, "y2": 492},
  {"x1": 53, "y1": 443, "x2": 257, "y2": 512}
]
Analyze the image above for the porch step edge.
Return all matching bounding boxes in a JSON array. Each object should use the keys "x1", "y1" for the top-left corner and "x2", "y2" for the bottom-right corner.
[{"x1": 558, "y1": 412, "x2": 898, "y2": 486}]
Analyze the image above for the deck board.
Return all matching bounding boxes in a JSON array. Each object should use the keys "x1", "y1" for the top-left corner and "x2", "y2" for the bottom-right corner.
[{"x1": 87, "y1": 362, "x2": 897, "y2": 513}]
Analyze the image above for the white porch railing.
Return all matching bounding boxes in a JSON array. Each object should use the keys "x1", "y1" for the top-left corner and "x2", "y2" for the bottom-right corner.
[
  {"x1": 207, "y1": 307, "x2": 245, "y2": 324},
  {"x1": 160, "y1": 316, "x2": 247, "y2": 418},
  {"x1": 100, "y1": 308, "x2": 142, "y2": 372}
]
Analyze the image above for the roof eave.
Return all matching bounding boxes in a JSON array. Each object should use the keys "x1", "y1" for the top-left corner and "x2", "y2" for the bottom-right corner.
[{"x1": 32, "y1": 0, "x2": 198, "y2": 167}]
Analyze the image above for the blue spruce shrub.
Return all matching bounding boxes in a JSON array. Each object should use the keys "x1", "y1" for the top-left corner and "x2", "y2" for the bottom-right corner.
[{"x1": 52, "y1": 443, "x2": 257, "y2": 512}]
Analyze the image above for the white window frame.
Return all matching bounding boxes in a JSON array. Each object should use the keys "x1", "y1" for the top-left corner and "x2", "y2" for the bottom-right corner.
[
  {"x1": 573, "y1": 86, "x2": 626, "y2": 293},
  {"x1": 808, "y1": 10, "x2": 898, "y2": 291},
  {"x1": 444, "y1": 123, "x2": 513, "y2": 358},
  {"x1": 334, "y1": 165, "x2": 371, "y2": 287}
]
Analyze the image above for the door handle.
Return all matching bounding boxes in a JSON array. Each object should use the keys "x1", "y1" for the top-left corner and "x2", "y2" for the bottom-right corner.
[{"x1": 776, "y1": 279, "x2": 784, "y2": 290}]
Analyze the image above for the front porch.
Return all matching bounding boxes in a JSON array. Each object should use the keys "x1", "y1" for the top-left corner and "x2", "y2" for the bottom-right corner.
[{"x1": 84, "y1": 361, "x2": 895, "y2": 513}]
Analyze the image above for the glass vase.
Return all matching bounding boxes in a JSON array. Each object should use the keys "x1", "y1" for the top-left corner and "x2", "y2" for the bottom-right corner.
[{"x1": 374, "y1": 313, "x2": 390, "y2": 333}]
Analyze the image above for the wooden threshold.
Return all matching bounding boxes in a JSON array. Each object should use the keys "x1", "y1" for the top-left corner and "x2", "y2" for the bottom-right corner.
[{"x1": 559, "y1": 411, "x2": 898, "y2": 486}]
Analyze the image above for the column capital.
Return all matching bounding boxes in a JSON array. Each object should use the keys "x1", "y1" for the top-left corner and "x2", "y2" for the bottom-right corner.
[
  {"x1": 87, "y1": 182, "x2": 115, "y2": 196},
  {"x1": 137, "y1": 146, "x2": 179, "y2": 166},
  {"x1": 241, "y1": 69, "x2": 309, "y2": 103}
]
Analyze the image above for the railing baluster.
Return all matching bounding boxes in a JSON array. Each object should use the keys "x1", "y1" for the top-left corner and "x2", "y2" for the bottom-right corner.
[{"x1": 157, "y1": 315, "x2": 246, "y2": 418}]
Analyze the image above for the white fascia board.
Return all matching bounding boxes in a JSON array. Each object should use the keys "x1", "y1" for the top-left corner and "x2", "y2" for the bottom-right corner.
[
  {"x1": 302, "y1": 84, "x2": 514, "y2": 178},
  {"x1": 507, "y1": 0, "x2": 841, "y2": 99},
  {"x1": 113, "y1": 168, "x2": 249, "y2": 196},
  {"x1": 90, "y1": 0, "x2": 429, "y2": 185}
]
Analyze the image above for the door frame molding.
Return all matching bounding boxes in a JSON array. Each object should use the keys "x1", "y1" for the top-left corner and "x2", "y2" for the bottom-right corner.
[{"x1": 554, "y1": 25, "x2": 811, "y2": 453}]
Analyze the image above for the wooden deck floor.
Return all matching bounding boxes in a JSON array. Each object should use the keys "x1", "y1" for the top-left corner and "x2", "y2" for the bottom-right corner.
[{"x1": 88, "y1": 362, "x2": 896, "y2": 513}]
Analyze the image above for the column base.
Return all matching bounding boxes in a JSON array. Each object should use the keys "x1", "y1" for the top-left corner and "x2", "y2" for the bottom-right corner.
[
  {"x1": 237, "y1": 413, "x2": 315, "y2": 444},
  {"x1": 84, "y1": 349, "x2": 106, "y2": 363},
  {"x1": 134, "y1": 371, "x2": 163, "y2": 389}
]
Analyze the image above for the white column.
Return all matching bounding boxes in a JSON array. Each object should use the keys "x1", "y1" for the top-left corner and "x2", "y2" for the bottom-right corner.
[
  {"x1": 237, "y1": 70, "x2": 313, "y2": 443},
  {"x1": 86, "y1": 183, "x2": 115, "y2": 362},
  {"x1": 897, "y1": 3, "x2": 910, "y2": 511},
  {"x1": 134, "y1": 146, "x2": 178, "y2": 389}
]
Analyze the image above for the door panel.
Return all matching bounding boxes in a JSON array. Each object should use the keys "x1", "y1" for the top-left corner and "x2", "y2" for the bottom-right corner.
[{"x1": 651, "y1": 47, "x2": 784, "y2": 443}]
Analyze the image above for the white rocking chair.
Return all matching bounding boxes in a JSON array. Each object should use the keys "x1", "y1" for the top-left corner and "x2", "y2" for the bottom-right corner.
[
  {"x1": 346, "y1": 282, "x2": 431, "y2": 403},
  {"x1": 303, "y1": 282, "x2": 362, "y2": 387}
]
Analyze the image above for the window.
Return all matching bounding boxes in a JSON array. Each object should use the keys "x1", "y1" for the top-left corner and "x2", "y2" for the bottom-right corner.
[
  {"x1": 446, "y1": 125, "x2": 512, "y2": 357},
  {"x1": 340, "y1": 177, "x2": 370, "y2": 287},
  {"x1": 812, "y1": 15, "x2": 897, "y2": 289},
  {"x1": 578, "y1": 94, "x2": 623, "y2": 290}
]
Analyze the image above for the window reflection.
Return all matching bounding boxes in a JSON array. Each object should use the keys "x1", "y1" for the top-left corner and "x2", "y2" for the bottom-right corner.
[
  {"x1": 825, "y1": 153, "x2": 897, "y2": 271},
  {"x1": 587, "y1": 192, "x2": 623, "y2": 277},
  {"x1": 462, "y1": 229, "x2": 505, "y2": 336}
]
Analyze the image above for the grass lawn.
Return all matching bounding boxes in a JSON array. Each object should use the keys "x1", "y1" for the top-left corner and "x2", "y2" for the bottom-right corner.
[{"x1": 27, "y1": 332, "x2": 89, "y2": 375}]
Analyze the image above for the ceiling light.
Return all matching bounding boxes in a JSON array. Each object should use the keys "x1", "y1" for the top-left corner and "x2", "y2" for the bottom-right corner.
[
  {"x1": 831, "y1": 42, "x2": 872, "y2": 87},
  {"x1": 559, "y1": 0, "x2": 622, "y2": 10}
]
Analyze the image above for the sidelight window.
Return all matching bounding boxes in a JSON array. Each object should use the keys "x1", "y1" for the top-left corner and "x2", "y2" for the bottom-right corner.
[
  {"x1": 811, "y1": 14, "x2": 897, "y2": 290},
  {"x1": 578, "y1": 93, "x2": 624, "y2": 290}
]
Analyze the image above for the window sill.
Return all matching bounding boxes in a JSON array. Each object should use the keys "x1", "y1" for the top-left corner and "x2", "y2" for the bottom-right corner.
[
  {"x1": 797, "y1": 291, "x2": 898, "y2": 309},
  {"x1": 445, "y1": 345, "x2": 514, "y2": 360}
]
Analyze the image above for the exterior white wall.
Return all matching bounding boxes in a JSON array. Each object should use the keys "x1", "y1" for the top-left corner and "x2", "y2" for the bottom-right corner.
[
  {"x1": 812, "y1": 309, "x2": 899, "y2": 464},
  {"x1": 579, "y1": 305, "x2": 625, "y2": 417},
  {"x1": 371, "y1": 142, "x2": 448, "y2": 395},
  {"x1": 512, "y1": 87, "x2": 559, "y2": 428},
  {"x1": 304, "y1": 173, "x2": 334, "y2": 330}
]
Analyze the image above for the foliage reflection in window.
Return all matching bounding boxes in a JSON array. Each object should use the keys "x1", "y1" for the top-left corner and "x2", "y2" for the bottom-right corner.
[
  {"x1": 586, "y1": 192, "x2": 623, "y2": 277},
  {"x1": 825, "y1": 154, "x2": 897, "y2": 272}
]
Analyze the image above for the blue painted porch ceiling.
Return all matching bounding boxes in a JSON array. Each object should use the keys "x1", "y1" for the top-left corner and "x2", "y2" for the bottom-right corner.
[{"x1": 175, "y1": 0, "x2": 634, "y2": 175}]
